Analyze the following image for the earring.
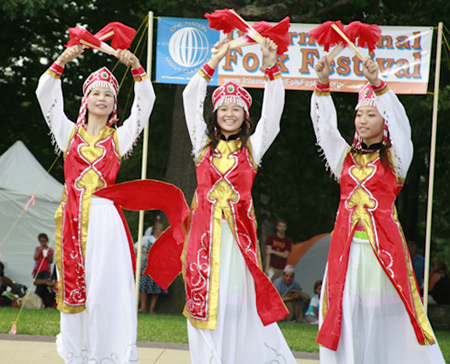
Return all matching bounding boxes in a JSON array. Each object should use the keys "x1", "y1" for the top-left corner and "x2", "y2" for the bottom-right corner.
[
  {"x1": 382, "y1": 124, "x2": 389, "y2": 147},
  {"x1": 214, "y1": 124, "x2": 219, "y2": 139}
]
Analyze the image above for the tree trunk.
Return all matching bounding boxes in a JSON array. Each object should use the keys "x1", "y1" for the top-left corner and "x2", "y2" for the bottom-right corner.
[{"x1": 164, "y1": 84, "x2": 197, "y2": 204}]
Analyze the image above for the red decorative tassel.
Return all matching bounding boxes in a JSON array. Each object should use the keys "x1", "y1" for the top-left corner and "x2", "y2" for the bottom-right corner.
[
  {"x1": 94, "y1": 22, "x2": 136, "y2": 50},
  {"x1": 246, "y1": 17, "x2": 291, "y2": 55},
  {"x1": 66, "y1": 26, "x2": 101, "y2": 48},
  {"x1": 205, "y1": 9, "x2": 250, "y2": 34},
  {"x1": 345, "y1": 21, "x2": 381, "y2": 52},
  {"x1": 309, "y1": 20, "x2": 345, "y2": 52},
  {"x1": 9, "y1": 323, "x2": 17, "y2": 335}
]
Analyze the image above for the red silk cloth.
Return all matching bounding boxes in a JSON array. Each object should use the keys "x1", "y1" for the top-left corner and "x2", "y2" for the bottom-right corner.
[{"x1": 94, "y1": 179, "x2": 190, "y2": 290}]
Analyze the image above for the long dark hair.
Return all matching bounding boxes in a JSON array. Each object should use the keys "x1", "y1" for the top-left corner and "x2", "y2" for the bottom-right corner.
[{"x1": 206, "y1": 111, "x2": 252, "y2": 154}]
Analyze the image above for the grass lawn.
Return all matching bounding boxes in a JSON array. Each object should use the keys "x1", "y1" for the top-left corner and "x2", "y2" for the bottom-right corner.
[{"x1": 1, "y1": 307, "x2": 449, "y2": 362}]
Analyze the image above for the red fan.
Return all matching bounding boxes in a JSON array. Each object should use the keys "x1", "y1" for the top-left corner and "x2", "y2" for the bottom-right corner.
[
  {"x1": 345, "y1": 21, "x2": 381, "y2": 52},
  {"x1": 66, "y1": 25, "x2": 115, "y2": 55},
  {"x1": 205, "y1": 8, "x2": 249, "y2": 34},
  {"x1": 67, "y1": 26, "x2": 101, "y2": 47},
  {"x1": 244, "y1": 17, "x2": 291, "y2": 55},
  {"x1": 205, "y1": 9, "x2": 264, "y2": 44},
  {"x1": 309, "y1": 21, "x2": 345, "y2": 52},
  {"x1": 95, "y1": 22, "x2": 136, "y2": 50}
]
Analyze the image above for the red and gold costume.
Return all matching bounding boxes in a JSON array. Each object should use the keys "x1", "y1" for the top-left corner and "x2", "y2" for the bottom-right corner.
[
  {"x1": 54, "y1": 125, "x2": 123, "y2": 312},
  {"x1": 311, "y1": 81, "x2": 445, "y2": 364},
  {"x1": 182, "y1": 137, "x2": 287, "y2": 329},
  {"x1": 179, "y1": 63, "x2": 297, "y2": 364},
  {"x1": 36, "y1": 61, "x2": 155, "y2": 363}
]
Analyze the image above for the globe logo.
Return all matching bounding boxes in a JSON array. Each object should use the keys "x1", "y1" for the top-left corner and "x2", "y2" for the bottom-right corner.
[{"x1": 168, "y1": 27, "x2": 209, "y2": 68}]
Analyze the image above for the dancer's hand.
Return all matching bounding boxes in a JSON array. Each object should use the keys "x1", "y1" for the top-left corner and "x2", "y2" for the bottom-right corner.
[
  {"x1": 261, "y1": 38, "x2": 278, "y2": 69},
  {"x1": 314, "y1": 57, "x2": 330, "y2": 85},
  {"x1": 363, "y1": 58, "x2": 381, "y2": 86},
  {"x1": 208, "y1": 39, "x2": 230, "y2": 69},
  {"x1": 116, "y1": 49, "x2": 141, "y2": 69},
  {"x1": 56, "y1": 45, "x2": 84, "y2": 67}
]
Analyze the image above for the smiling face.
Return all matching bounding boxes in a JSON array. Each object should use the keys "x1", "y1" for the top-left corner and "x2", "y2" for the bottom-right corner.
[
  {"x1": 216, "y1": 102, "x2": 245, "y2": 138},
  {"x1": 354, "y1": 106, "x2": 385, "y2": 146},
  {"x1": 86, "y1": 87, "x2": 115, "y2": 120}
]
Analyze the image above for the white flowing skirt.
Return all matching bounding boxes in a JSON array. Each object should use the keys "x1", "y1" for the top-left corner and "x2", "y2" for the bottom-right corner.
[
  {"x1": 56, "y1": 197, "x2": 138, "y2": 364},
  {"x1": 319, "y1": 236, "x2": 445, "y2": 364},
  {"x1": 187, "y1": 220, "x2": 296, "y2": 364}
]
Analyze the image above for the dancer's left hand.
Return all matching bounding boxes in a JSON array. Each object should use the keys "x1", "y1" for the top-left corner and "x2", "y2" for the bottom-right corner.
[
  {"x1": 261, "y1": 38, "x2": 278, "y2": 69},
  {"x1": 363, "y1": 58, "x2": 381, "y2": 86},
  {"x1": 116, "y1": 49, "x2": 141, "y2": 69}
]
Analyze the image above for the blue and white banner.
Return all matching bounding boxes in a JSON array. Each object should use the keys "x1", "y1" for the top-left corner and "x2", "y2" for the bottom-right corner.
[
  {"x1": 155, "y1": 16, "x2": 433, "y2": 94},
  {"x1": 155, "y1": 17, "x2": 219, "y2": 85}
]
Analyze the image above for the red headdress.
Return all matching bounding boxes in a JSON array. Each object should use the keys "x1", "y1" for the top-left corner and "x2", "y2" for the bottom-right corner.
[
  {"x1": 352, "y1": 83, "x2": 389, "y2": 149},
  {"x1": 212, "y1": 81, "x2": 252, "y2": 118},
  {"x1": 77, "y1": 67, "x2": 119, "y2": 126}
]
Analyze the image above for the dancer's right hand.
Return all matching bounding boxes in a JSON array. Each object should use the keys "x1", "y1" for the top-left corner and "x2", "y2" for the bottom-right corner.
[
  {"x1": 56, "y1": 45, "x2": 84, "y2": 67},
  {"x1": 208, "y1": 39, "x2": 230, "y2": 69},
  {"x1": 315, "y1": 57, "x2": 330, "y2": 85}
]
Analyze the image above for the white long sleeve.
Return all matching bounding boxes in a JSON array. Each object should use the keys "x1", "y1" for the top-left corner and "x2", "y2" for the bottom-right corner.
[
  {"x1": 117, "y1": 78, "x2": 155, "y2": 157},
  {"x1": 375, "y1": 89, "x2": 413, "y2": 178},
  {"x1": 36, "y1": 72, "x2": 75, "y2": 152},
  {"x1": 182, "y1": 72, "x2": 209, "y2": 159},
  {"x1": 250, "y1": 76, "x2": 285, "y2": 165},
  {"x1": 310, "y1": 91, "x2": 349, "y2": 179}
]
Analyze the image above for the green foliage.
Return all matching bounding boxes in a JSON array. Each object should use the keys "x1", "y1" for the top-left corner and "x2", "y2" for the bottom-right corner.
[
  {"x1": 0, "y1": 0, "x2": 450, "y2": 255},
  {"x1": 1, "y1": 307, "x2": 450, "y2": 360},
  {"x1": 137, "y1": 312, "x2": 188, "y2": 342}
]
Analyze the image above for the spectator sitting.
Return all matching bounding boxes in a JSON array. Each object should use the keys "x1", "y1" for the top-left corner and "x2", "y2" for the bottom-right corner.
[
  {"x1": 0, "y1": 261, "x2": 24, "y2": 306},
  {"x1": 273, "y1": 265, "x2": 310, "y2": 323},
  {"x1": 265, "y1": 219, "x2": 293, "y2": 282},
  {"x1": 33, "y1": 233, "x2": 54, "y2": 307},
  {"x1": 305, "y1": 280, "x2": 322, "y2": 324},
  {"x1": 429, "y1": 260, "x2": 450, "y2": 304},
  {"x1": 34, "y1": 273, "x2": 56, "y2": 308}
]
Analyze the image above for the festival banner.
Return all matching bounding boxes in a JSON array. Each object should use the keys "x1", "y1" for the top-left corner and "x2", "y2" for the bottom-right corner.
[
  {"x1": 155, "y1": 17, "x2": 219, "y2": 85},
  {"x1": 155, "y1": 17, "x2": 434, "y2": 94}
]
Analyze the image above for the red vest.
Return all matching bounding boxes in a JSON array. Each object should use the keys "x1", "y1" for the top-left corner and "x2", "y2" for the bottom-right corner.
[
  {"x1": 55, "y1": 126, "x2": 123, "y2": 313},
  {"x1": 318, "y1": 150, "x2": 435, "y2": 350},
  {"x1": 182, "y1": 139, "x2": 288, "y2": 329}
]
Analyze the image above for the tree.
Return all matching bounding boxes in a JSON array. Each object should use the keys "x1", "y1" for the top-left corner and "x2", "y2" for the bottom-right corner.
[{"x1": 1, "y1": 0, "x2": 449, "y2": 266}]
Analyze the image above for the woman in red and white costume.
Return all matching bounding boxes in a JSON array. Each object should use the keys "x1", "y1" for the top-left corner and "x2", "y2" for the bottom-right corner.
[
  {"x1": 36, "y1": 44, "x2": 155, "y2": 364},
  {"x1": 311, "y1": 57, "x2": 445, "y2": 364},
  {"x1": 182, "y1": 38, "x2": 296, "y2": 363}
]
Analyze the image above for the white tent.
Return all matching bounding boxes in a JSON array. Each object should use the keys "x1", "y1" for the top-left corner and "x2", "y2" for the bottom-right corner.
[{"x1": 0, "y1": 141, "x2": 63, "y2": 291}]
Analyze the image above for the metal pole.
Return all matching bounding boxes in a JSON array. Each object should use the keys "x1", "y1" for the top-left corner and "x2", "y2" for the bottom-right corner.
[
  {"x1": 135, "y1": 11, "x2": 154, "y2": 308},
  {"x1": 423, "y1": 22, "x2": 443, "y2": 313}
]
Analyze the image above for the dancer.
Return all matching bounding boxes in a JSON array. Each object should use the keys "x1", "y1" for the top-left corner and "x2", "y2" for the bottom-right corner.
[
  {"x1": 36, "y1": 44, "x2": 155, "y2": 363},
  {"x1": 311, "y1": 57, "x2": 445, "y2": 363},
  {"x1": 182, "y1": 38, "x2": 296, "y2": 364}
]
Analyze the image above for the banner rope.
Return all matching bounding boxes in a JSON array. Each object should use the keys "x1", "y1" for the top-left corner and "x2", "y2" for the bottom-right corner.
[{"x1": 0, "y1": 153, "x2": 60, "y2": 253}]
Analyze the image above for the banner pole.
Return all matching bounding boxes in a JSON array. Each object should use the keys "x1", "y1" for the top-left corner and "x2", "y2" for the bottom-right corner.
[
  {"x1": 423, "y1": 22, "x2": 443, "y2": 314},
  {"x1": 135, "y1": 11, "x2": 154, "y2": 309}
]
